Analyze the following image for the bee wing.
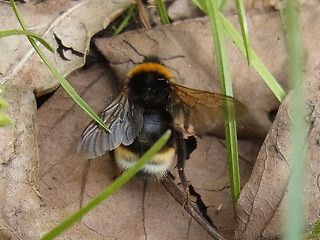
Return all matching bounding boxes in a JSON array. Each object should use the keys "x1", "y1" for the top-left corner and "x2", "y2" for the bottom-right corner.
[
  {"x1": 168, "y1": 83, "x2": 246, "y2": 135},
  {"x1": 77, "y1": 90, "x2": 143, "y2": 159}
]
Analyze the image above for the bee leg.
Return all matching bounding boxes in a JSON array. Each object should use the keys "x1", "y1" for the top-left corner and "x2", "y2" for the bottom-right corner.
[
  {"x1": 112, "y1": 169, "x2": 124, "y2": 180},
  {"x1": 175, "y1": 132, "x2": 189, "y2": 205}
]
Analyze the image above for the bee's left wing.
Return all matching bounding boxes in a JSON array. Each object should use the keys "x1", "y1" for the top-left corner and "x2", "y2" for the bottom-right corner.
[
  {"x1": 168, "y1": 83, "x2": 246, "y2": 135},
  {"x1": 77, "y1": 89, "x2": 143, "y2": 159}
]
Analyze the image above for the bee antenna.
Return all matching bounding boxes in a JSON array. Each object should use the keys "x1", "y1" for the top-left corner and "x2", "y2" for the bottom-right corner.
[
  {"x1": 162, "y1": 55, "x2": 185, "y2": 61},
  {"x1": 123, "y1": 40, "x2": 185, "y2": 62}
]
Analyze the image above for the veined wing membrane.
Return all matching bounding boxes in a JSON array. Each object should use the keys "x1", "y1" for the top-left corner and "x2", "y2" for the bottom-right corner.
[
  {"x1": 168, "y1": 83, "x2": 246, "y2": 135},
  {"x1": 78, "y1": 89, "x2": 143, "y2": 159}
]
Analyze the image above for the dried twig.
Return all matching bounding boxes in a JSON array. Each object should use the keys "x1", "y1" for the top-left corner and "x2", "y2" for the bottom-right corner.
[
  {"x1": 136, "y1": 0, "x2": 151, "y2": 29},
  {"x1": 160, "y1": 174, "x2": 228, "y2": 240}
]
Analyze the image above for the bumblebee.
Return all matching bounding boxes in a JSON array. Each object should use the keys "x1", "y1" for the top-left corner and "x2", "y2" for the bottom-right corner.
[{"x1": 78, "y1": 57, "x2": 245, "y2": 190}]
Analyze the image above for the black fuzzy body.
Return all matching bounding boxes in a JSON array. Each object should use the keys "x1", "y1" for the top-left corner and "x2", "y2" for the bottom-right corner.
[{"x1": 127, "y1": 71, "x2": 174, "y2": 156}]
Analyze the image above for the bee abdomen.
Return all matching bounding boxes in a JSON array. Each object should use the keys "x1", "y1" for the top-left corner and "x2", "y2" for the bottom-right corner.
[
  {"x1": 128, "y1": 110, "x2": 174, "y2": 155},
  {"x1": 114, "y1": 145, "x2": 175, "y2": 178}
]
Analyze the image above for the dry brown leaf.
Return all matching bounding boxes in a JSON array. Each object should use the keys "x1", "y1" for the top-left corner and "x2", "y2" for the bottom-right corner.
[
  {"x1": 0, "y1": 0, "x2": 132, "y2": 96},
  {"x1": 235, "y1": 74, "x2": 320, "y2": 240},
  {"x1": 234, "y1": 4, "x2": 320, "y2": 240},
  {"x1": 0, "y1": 85, "x2": 40, "y2": 239},
  {"x1": 94, "y1": 11, "x2": 287, "y2": 139},
  {"x1": 0, "y1": 85, "x2": 104, "y2": 239},
  {"x1": 262, "y1": 0, "x2": 320, "y2": 10},
  {"x1": 167, "y1": 0, "x2": 204, "y2": 21}
]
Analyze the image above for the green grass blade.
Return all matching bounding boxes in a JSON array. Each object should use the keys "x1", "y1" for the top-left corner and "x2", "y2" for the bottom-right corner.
[
  {"x1": 156, "y1": 0, "x2": 170, "y2": 24},
  {"x1": 192, "y1": 0, "x2": 207, "y2": 12},
  {"x1": 234, "y1": 0, "x2": 251, "y2": 66},
  {"x1": 9, "y1": 0, "x2": 109, "y2": 132},
  {"x1": 0, "y1": 87, "x2": 14, "y2": 126},
  {"x1": 192, "y1": 0, "x2": 286, "y2": 102},
  {"x1": 205, "y1": 0, "x2": 241, "y2": 203},
  {"x1": 41, "y1": 130, "x2": 171, "y2": 240},
  {"x1": 314, "y1": 220, "x2": 320, "y2": 231},
  {"x1": 219, "y1": 0, "x2": 228, "y2": 11},
  {"x1": 304, "y1": 233, "x2": 320, "y2": 240},
  {"x1": 224, "y1": 113, "x2": 241, "y2": 202},
  {"x1": 0, "y1": 29, "x2": 53, "y2": 52},
  {"x1": 113, "y1": 4, "x2": 136, "y2": 36},
  {"x1": 304, "y1": 218, "x2": 320, "y2": 239},
  {"x1": 0, "y1": 97, "x2": 9, "y2": 109},
  {"x1": 220, "y1": 13, "x2": 286, "y2": 101},
  {"x1": 0, "y1": 112, "x2": 14, "y2": 127},
  {"x1": 282, "y1": 0, "x2": 307, "y2": 240}
]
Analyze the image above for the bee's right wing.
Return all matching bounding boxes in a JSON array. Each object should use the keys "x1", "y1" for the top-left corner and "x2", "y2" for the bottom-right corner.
[
  {"x1": 77, "y1": 89, "x2": 143, "y2": 159},
  {"x1": 168, "y1": 83, "x2": 247, "y2": 135}
]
